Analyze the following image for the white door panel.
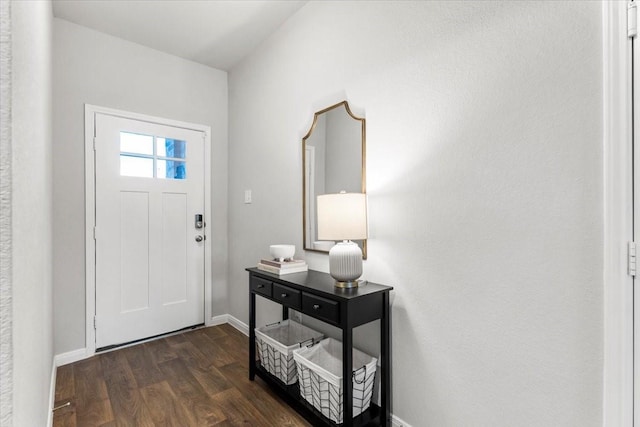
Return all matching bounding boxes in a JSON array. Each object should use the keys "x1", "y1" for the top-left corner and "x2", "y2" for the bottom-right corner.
[{"x1": 95, "y1": 113, "x2": 205, "y2": 348}]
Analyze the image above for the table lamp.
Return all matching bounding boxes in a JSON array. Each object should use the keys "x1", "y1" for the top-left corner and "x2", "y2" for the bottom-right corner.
[{"x1": 317, "y1": 192, "x2": 368, "y2": 288}]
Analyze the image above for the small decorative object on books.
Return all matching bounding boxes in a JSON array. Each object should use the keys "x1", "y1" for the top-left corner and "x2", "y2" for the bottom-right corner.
[
  {"x1": 260, "y1": 244, "x2": 307, "y2": 275},
  {"x1": 269, "y1": 244, "x2": 295, "y2": 262},
  {"x1": 257, "y1": 259, "x2": 308, "y2": 275}
]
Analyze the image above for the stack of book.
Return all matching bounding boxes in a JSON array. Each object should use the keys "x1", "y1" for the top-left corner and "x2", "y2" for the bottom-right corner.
[{"x1": 257, "y1": 258, "x2": 308, "y2": 275}]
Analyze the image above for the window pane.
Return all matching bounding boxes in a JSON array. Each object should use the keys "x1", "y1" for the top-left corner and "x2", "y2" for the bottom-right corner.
[
  {"x1": 120, "y1": 132, "x2": 153, "y2": 155},
  {"x1": 156, "y1": 137, "x2": 186, "y2": 159},
  {"x1": 120, "y1": 155, "x2": 154, "y2": 178},
  {"x1": 157, "y1": 159, "x2": 186, "y2": 180}
]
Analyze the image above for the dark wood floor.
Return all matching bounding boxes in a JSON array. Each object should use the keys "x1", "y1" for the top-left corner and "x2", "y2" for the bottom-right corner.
[{"x1": 53, "y1": 323, "x2": 311, "y2": 427}]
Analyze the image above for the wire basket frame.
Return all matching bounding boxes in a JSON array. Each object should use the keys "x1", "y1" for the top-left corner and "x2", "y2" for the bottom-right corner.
[
  {"x1": 255, "y1": 320, "x2": 324, "y2": 385},
  {"x1": 293, "y1": 338, "x2": 377, "y2": 424}
]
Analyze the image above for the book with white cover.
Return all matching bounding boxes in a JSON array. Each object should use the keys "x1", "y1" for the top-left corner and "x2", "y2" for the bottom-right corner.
[
  {"x1": 260, "y1": 258, "x2": 307, "y2": 269},
  {"x1": 257, "y1": 262, "x2": 308, "y2": 275}
]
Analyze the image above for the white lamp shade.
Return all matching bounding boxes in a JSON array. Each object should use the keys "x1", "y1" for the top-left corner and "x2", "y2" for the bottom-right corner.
[{"x1": 317, "y1": 192, "x2": 368, "y2": 241}]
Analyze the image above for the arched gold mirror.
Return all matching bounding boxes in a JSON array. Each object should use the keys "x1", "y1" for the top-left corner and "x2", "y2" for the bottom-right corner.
[{"x1": 302, "y1": 101, "x2": 366, "y2": 259}]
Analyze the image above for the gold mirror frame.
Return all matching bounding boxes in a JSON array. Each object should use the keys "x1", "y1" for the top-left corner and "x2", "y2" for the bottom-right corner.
[{"x1": 302, "y1": 100, "x2": 367, "y2": 259}]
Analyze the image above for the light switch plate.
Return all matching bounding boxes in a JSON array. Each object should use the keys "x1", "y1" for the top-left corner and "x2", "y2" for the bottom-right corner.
[{"x1": 244, "y1": 190, "x2": 252, "y2": 204}]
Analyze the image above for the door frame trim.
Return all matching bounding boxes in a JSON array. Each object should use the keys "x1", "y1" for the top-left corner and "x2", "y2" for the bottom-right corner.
[
  {"x1": 84, "y1": 104, "x2": 212, "y2": 356},
  {"x1": 603, "y1": 1, "x2": 633, "y2": 426}
]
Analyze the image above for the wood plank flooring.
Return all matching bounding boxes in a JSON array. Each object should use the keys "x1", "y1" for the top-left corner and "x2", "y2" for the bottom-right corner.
[{"x1": 53, "y1": 324, "x2": 311, "y2": 427}]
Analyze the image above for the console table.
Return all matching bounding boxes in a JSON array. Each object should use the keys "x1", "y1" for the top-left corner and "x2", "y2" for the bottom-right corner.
[{"x1": 246, "y1": 267, "x2": 393, "y2": 427}]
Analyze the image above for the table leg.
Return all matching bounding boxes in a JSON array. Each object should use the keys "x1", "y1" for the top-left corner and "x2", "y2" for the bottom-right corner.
[
  {"x1": 343, "y1": 326, "x2": 353, "y2": 426},
  {"x1": 381, "y1": 291, "x2": 391, "y2": 426},
  {"x1": 249, "y1": 291, "x2": 256, "y2": 381}
]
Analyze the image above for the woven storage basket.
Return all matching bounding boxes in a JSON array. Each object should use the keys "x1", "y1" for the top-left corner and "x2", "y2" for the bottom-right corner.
[
  {"x1": 292, "y1": 338, "x2": 377, "y2": 424},
  {"x1": 255, "y1": 320, "x2": 324, "y2": 385}
]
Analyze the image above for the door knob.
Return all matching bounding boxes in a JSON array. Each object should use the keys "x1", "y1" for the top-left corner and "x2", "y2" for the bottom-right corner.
[{"x1": 195, "y1": 235, "x2": 203, "y2": 242}]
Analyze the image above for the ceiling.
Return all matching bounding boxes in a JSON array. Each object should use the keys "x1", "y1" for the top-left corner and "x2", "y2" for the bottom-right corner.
[{"x1": 52, "y1": 0, "x2": 307, "y2": 71}]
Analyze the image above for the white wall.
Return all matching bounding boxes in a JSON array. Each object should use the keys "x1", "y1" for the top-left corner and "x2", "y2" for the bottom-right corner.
[
  {"x1": 52, "y1": 18, "x2": 229, "y2": 355},
  {"x1": 0, "y1": 2, "x2": 11, "y2": 422},
  {"x1": 10, "y1": 0, "x2": 54, "y2": 425},
  {"x1": 228, "y1": 1, "x2": 603, "y2": 425}
]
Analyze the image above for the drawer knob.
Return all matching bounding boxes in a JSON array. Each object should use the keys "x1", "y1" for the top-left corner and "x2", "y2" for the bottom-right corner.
[
  {"x1": 313, "y1": 304, "x2": 320, "y2": 310},
  {"x1": 281, "y1": 293, "x2": 288, "y2": 298},
  {"x1": 257, "y1": 284, "x2": 264, "y2": 289}
]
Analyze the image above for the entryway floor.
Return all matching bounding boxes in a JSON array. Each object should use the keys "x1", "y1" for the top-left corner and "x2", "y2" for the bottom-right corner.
[{"x1": 52, "y1": 323, "x2": 311, "y2": 426}]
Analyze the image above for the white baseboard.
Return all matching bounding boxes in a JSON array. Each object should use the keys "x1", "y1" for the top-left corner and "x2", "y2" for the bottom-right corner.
[
  {"x1": 54, "y1": 348, "x2": 88, "y2": 367},
  {"x1": 47, "y1": 360, "x2": 56, "y2": 427},
  {"x1": 226, "y1": 314, "x2": 249, "y2": 336},
  {"x1": 391, "y1": 413, "x2": 412, "y2": 427},
  {"x1": 208, "y1": 314, "x2": 229, "y2": 326}
]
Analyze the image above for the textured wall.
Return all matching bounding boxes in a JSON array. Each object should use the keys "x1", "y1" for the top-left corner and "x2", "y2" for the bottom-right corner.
[
  {"x1": 52, "y1": 19, "x2": 229, "y2": 355},
  {"x1": 228, "y1": 1, "x2": 603, "y2": 425},
  {"x1": 10, "y1": 0, "x2": 54, "y2": 425},
  {"x1": 0, "y1": 0, "x2": 12, "y2": 423}
]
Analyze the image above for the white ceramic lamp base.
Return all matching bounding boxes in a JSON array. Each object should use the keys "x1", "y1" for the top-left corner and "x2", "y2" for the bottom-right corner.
[{"x1": 328, "y1": 240, "x2": 363, "y2": 288}]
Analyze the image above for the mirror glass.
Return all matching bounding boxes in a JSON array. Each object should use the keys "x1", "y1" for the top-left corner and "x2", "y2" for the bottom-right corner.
[{"x1": 303, "y1": 101, "x2": 366, "y2": 258}]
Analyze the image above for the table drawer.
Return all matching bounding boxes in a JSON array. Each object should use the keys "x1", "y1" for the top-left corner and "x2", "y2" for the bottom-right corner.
[
  {"x1": 273, "y1": 283, "x2": 301, "y2": 310},
  {"x1": 302, "y1": 293, "x2": 340, "y2": 324},
  {"x1": 250, "y1": 276, "x2": 272, "y2": 297}
]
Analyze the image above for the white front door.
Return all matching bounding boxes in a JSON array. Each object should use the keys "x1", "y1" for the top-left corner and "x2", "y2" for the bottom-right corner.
[{"x1": 94, "y1": 113, "x2": 205, "y2": 348}]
